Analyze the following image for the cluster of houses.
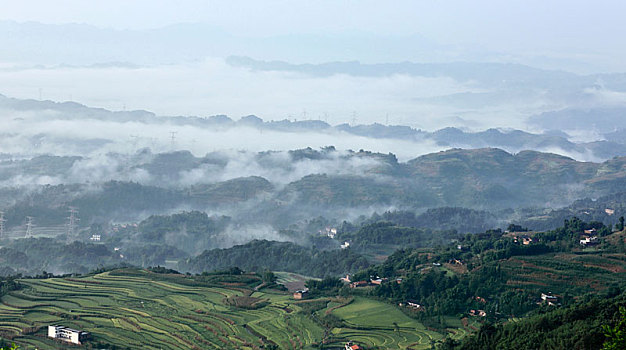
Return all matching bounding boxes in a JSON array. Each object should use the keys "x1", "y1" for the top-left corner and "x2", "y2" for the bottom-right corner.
[
  {"x1": 48, "y1": 325, "x2": 91, "y2": 345},
  {"x1": 317, "y1": 227, "x2": 353, "y2": 249},
  {"x1": 468, "y1": 309, "x2": 487, "y2": 317},
  {"x1": 319, "y1": 227, "x2": 338, "y2": 239},
  {"x1": 580, "y1": 228, "x2": 600, "y2": 246},
  {"x1": 344, "y1": 275, "x2": 401, "y2": 288},
  {"x1": 513, "y1": 235, "x2": 534, "y2": 245},
  {"x1": 541, "y1": 292, "x2": 559, "y2": 306},
  {"x1": 345, "y1": 341, "x2": 362, "y2": 350}
]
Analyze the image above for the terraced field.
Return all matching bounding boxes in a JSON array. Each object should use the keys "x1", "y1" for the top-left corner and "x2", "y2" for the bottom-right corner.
[
  {"x1": 324, "y1": 297, "x2": 444, "y2": 349},
  {"x1": 501, "y1": 251, "x2": 626, "y2": 295},
  {"x1": 0, "y1": 269, "x2": 457, "y2": 349}
]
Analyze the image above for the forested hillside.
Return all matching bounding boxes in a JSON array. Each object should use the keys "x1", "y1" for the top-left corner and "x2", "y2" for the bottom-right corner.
[{"x1": 179, "y1": 239, "x2": 370, "y2": 277}]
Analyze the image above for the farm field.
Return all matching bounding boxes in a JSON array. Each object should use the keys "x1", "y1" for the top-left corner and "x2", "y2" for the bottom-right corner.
[
  {"x1": 274, "y1": 271, "x2": 319, "y2": 292},
  {"x1": 500, "y1": 251, "x2": 626, "y2": 295},
  {"x1": 0, "y1": 269, "x2": 461, "y2": 349},
  {"x1": 324, "y1": 297, "x2": 444, "y2": 349}
]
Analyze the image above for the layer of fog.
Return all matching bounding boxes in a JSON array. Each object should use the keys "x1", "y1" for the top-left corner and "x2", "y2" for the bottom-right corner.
[{"x1": 0, "y1": 58, "x2": 556, "y2": 132}]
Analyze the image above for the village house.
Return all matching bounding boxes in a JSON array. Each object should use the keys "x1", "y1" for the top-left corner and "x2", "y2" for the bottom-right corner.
[
  {"x1": 341, "y1": 274, "x2": 352, "y2": 283},
  {"x1": 293, "y1": 290, "x2": 308, "y2": 300},
  {"x1": 320, "y1": 227, "x2": 338, "y2": 239},
  {"x1": 349, "y1": 281, "x2": 369, "y2": 288},
  {"x1": 402, "y1": 300, "x2": 422, "y2": 310},
  {"x1": 48, "y1": 325, "x2": 91, "y2": 345},
  {"x1": 583, "y1": 228, "x2": 597, "y2": 235},
  {"x1": 541, "y1": 293, "x2": 559, "y2": 306},
  {"x1": 513, "y1": 236, "x2": 533, "y2": 245},
  {"x1": 449, "y1": 259, "x2": 463, "y2": 265},
  {"x1": 605, "y1": 208, "x2": 615, "y2": 216},
  {"x1": 370, "y1": 277, "x2": 388, "y2": 285},
  {"x1": 469, "y1": 309, "x2": 487, "y2": 317},
  {"x1": 580, "y1": 236, "x2": 599, "y2": 246},
  {"x1": 345, "y1": 341, "x2": 362, "y2": 350}
]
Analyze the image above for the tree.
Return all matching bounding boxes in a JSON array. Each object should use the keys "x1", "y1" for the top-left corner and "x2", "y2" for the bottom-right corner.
[
  {"x1": 617, "y1": 216, "x2": 625, "y2": 232},
  {"x1": 603, "y1": 306, "x2": 626, "y2": 350},
  {"x1": 261, "y1": 270, "x2": 277, "y2": 284},
  {"x1": 0, "y1": 344, "x2": 18, "y2": 350}
]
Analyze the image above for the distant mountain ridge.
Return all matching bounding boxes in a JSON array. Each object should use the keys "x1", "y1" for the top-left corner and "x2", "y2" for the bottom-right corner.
[
  {"x1": 2, "y1": 147, "x2": 626, "y2": 230},
  {"x1": 2, "y1": 94, "x2": 625, "y2": 161}
]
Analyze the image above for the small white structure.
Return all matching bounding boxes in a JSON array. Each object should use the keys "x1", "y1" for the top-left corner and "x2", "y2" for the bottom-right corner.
[
  {"x1": 48, "y1": 325, "x2": 90, "y2": 344},
  {"x1": 541, "y1": 293, "x2": 557, "y2": 301},
  {"x1": 320, "y1": 227, "x2": 338, "y2": 239},
  {"x1": 89, "y1": 234, "x2": 101, "y2": 241},
  {"x1": 605, "y1": 208, "x2": 615, "y2": 215},
  {"x1": 541, "y1": 293, "x2": 559, "y2": 306},
  {"x1": 341, "y1": 241, "x2": 350, "y2": 249},
  {"x1": 580, "y1": 236, "x2": 599, "y2": 246}
]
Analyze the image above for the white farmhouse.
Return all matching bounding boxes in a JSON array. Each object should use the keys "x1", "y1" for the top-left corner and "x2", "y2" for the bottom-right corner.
[{"x1": 48, "y1": 325, "x2": 91, "y2": 345}]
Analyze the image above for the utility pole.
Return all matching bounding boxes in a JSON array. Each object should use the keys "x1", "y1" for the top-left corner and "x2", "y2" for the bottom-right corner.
[
  {"x1": 0, "y1": 211, "x2": 6, "y2": 239},
  {"x1": 169, "y1": 131, "x2": 178, "y2": 150},
  {"x1": 25, "y1": 216, "x2": 34, "y2": 238},
  {"x1": 67, "y1": 207, "x2": 79, "y2": 242}
]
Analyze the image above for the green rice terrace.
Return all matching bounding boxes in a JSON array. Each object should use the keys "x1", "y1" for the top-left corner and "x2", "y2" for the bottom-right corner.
[{"x1": 0, "y1": 268, "x2": 469, "y2": 349}]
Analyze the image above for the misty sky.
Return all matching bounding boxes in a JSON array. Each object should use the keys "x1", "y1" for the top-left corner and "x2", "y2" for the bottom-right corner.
[
  {"x1": 2, "y1": 0, "x2": 626, "y2": 70},
  {"x1": 1, "y1": 1, "x2": 625, "y2": 133}
]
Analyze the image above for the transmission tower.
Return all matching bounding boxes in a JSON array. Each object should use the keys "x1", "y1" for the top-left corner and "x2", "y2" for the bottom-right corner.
[
  {"x1": 66, "y1": 207, "x2": 79, "y2": 242},
  {"x1": 169, "y1": 131, "x2": 178, "y2": 150},
  {"x1": 25, "y1": 216, "x2": 34, "y2": 238},
  {"x1": 0, "y1": 211, "x2": 6, "y2": 239}
]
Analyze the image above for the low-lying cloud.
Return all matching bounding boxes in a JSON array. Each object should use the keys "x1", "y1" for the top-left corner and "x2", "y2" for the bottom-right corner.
[{"x1": 0, "y1": 58, "x2": 552, "y2": 131}]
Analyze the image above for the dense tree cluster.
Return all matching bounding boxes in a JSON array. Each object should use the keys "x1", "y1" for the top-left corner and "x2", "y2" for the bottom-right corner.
[
  {"x1": 446, "y1": 291, "x2": 626, "y2": 350},
  {"x1": 179, "y1": 239, "x2": 369, "y2": 277}
]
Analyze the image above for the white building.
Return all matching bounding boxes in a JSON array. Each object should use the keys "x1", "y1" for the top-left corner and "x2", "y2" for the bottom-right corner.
[
  {"x1": 48, "y1": 325, "x2": 91, "y2": 345},
  {"x1": 580, "y1": 236, "x2": 598, "y2": 246}
]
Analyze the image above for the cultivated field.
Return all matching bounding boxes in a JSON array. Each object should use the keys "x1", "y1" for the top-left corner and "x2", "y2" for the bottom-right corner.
[
  {"x1": 501, "y1": 251, "x2": 626, "y2": 295},
  {"x1": 0, "y1": 269, "x2": 460, "y2": 349}
]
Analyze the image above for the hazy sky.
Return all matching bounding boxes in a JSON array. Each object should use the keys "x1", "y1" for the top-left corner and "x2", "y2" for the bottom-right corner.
[
  {"x1": 2, "y1": 0, "x2": 625, "y2": 69},
  {"x1": 1, "y1": 1, "x2": 625, "y2": 132}
]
